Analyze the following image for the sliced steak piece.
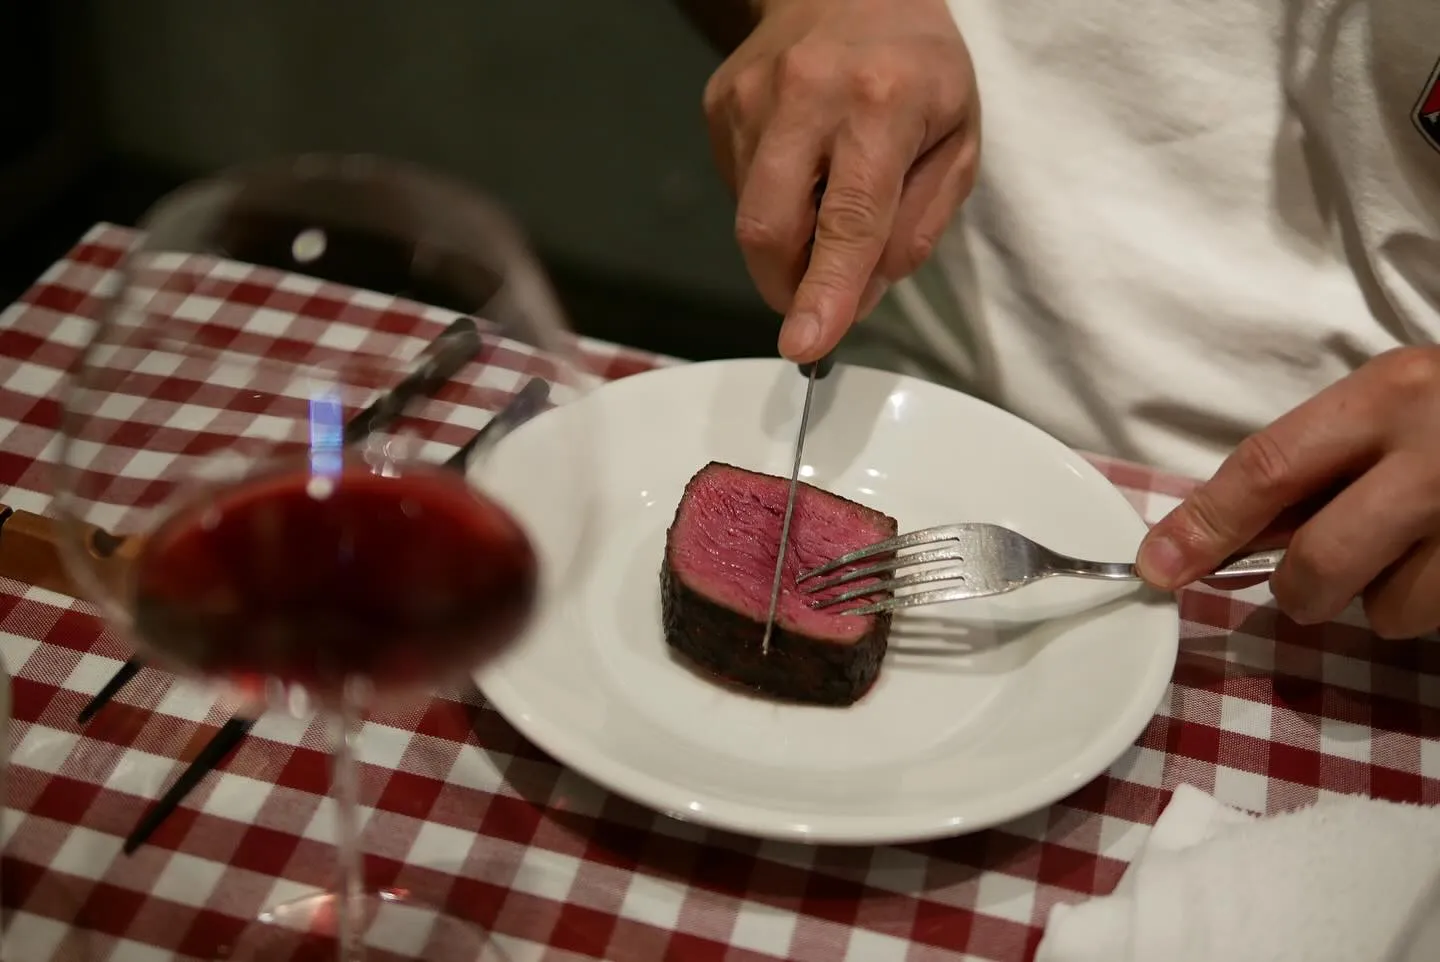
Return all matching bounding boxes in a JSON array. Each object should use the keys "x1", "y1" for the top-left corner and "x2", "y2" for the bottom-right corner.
[{"x1": 660, "y1": 461, "x2": 898, "y2": 706}]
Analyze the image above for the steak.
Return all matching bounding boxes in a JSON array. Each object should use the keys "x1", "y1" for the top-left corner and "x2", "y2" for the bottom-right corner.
[{"x1": 660, "y1": 461, "x2": 898, "y2": 706}]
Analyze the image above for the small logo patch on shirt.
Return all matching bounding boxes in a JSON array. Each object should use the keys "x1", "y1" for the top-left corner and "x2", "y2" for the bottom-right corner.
[{"x1": 1416, "y1": 56, "x2": 1440, "y2": 153}]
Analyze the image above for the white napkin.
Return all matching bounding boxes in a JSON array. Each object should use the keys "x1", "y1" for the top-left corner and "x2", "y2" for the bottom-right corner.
[{"x1": 1035, "y1": 783, "x2": 1440, "y2": 962}]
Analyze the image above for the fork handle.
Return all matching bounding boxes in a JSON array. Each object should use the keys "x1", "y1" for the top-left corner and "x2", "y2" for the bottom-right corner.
[
  {"x1": 1206, "y1": 547, "x2": 1286, "y2": 580},
  {"x1": 1050, "y1": 547, "x2": 1286, "y2": 582},
  {"x1": 1048, "y1": 556, "x2": 1138, "y2": 580}
]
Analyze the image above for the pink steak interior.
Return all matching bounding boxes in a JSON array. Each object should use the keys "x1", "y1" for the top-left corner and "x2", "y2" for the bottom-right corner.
[{"x1": 666, "y1": 462, "x2": 897, "y2": 642}]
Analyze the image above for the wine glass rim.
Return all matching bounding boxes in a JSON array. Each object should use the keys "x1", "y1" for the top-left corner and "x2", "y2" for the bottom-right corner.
[
  {"x1": 51, "y1": 151, "x2": 590, "y2": 647},
  {"x1": 135, "y1": 151, "x2": 525, "y2": 231},
  {"x1": 111, "y1": 150, "x2": 574, "y2": 353}
]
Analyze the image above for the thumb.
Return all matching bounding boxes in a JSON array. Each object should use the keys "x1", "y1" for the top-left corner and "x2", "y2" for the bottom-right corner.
[{"x1": 1136, "y1": 486, "x2": 1277, "y2": 591}]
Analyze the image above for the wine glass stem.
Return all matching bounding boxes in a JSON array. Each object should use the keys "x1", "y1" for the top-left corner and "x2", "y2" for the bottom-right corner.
[{"x1": 330, "y1": 702, "x2": 365, "y2": 962}]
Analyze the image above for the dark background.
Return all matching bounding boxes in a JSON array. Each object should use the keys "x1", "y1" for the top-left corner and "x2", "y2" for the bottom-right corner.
[{"x1": 0, "y1": 0, "x2": 776, "y2": 361}]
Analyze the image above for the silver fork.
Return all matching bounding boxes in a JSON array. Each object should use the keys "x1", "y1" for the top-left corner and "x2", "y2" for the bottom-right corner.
[{"x1": 797, "y1": 522, "x2": 1285, "y2": 615}]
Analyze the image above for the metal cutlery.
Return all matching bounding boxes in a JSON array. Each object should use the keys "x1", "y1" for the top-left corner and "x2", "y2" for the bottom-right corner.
[
  {"x1": 74, "y1": 315, "x2": 484, "y2": 725},
  {"x1": 120, "y1": 375, "x2": 551, "y2": 854},
  {"x1": 800, "y1": 521, "x2": 1285, "y2": 615},
  {"x1": 121, "y1": 714, "x2": 253, "y2": 854},
  {"x1": 760, "y1": 354, "x2": 836, "y2": 655},
  {"x1": 340, "y1": 315, "x2": 483, "y2": 445}
]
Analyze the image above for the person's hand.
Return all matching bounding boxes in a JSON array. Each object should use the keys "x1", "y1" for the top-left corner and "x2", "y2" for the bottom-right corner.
[
  {"x1": 1136, "y1": 346, "x2": 1440, "y2": 639},
  {"x1": 703, "y1": 0, "x2": 980, "y2": 363}
]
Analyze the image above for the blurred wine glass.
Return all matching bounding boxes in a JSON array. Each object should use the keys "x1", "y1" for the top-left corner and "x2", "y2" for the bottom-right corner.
[{"x1": 54, "y1": 154, "x2": 592, "y2": 961}]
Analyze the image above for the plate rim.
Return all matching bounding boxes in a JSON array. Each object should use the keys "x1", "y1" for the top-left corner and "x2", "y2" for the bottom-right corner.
[{"x1": 477, "y1": 358, "x2": 1180, "y2": 845}]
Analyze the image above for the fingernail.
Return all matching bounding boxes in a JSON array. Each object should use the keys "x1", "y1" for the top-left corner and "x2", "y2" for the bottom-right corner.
[
  {"x1": 1137, "y1": 535, "x2": 1186, "y2": 588},
  {"x1": 779, "y1": 313, "x2": 821, "y2": 359}
]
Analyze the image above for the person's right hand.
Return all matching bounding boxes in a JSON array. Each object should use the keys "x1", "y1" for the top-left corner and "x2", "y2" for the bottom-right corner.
[{"x1": 703, "y1": 0, "x2": 980, "y2": 363}]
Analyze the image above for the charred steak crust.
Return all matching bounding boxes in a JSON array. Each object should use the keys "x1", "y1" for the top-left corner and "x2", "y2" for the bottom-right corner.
[
  {"x1": 660, "y1": 461, "x2": 897, "y2": 707},
  {"x1": 661, "y1": 562, "x2": 893, "y2": 706}
]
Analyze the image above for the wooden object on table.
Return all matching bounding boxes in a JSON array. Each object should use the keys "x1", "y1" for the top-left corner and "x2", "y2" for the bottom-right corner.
[{"x1": 0, "y1": 505, "x2": 137, "y2": 601}]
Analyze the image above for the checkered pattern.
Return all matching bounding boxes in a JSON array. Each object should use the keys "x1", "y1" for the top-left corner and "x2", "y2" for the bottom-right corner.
[{"x1": 0, "y1": 225, "x2": 1436, "y2": 962}]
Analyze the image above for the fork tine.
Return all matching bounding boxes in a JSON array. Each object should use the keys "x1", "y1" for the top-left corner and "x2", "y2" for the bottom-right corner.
[
  {"x1": 797, "y1": 524, "x2": 964, "y2": 581},
  {"x1": 809, "y1": 566, "x2": 967, "y2": 609},
  {"x1": 840, "y1": 581, "x2": 1020, "y2": 616},
  {"x1": 801, "y1": 545, "x2": 967, "y2": 594}
]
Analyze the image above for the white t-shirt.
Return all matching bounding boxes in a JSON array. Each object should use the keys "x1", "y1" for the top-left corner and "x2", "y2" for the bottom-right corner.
[{"x1": 845, "y1": 0, "x2": 1440, "y2": 479}]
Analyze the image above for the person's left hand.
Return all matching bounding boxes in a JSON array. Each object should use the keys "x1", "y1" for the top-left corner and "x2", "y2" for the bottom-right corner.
[{"x1": 1135, "y1": 345, "x2": 1440, "y2": 639}]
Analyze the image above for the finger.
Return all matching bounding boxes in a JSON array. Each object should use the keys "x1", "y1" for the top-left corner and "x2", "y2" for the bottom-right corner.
[
  {"x1": 702, "y1": 75, "x2": 740, "y2": 194},
  {"x1": 735, "y1": 115, "x2": 825, "y2": 315},
  {"x1": 1363, "y1": 537, "x2": 1440, "y2": 640},
  {"x1": 781, "y1": 120, "x2": 919, "y2": 362},
  {"x1": 876, "y1": 130, "x2": 977, "y2": 282},
  {"x1": 1267, "y1": 453, "x2": 1440, "y2": 623},
  {"x1": 1197, "y1": 485, "x2": 1355, "y2": 591},
  {"x1": 856, "y1": 276, "x2": 890, "y2": 320},
  {"x1": 1196, "y1": 491, "x2": 1353, "y2": 592},
  {"x1": 1246, "y1": 490, "x2": 1346, "y2": 546},
  {"x1": 1136, "y1": 385, "x2": 1387, "y2": 589},
  {"x1": 1197, "y1": 525, "x2": 1295, "y2": 591},
  {"x1": 703, "y1": 63, "x2": 776, "y2": 198}
]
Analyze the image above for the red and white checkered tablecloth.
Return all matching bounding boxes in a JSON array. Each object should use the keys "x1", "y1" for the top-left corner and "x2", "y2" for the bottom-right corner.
[{"x1": 0, "y1": 224, "x2": 1436, "y2": 962}]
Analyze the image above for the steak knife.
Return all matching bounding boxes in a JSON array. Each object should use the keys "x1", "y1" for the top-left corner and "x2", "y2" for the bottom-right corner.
[
  {"x1": 341, "y1": 315, "x2": 483, "y2": 445},
  {"x1": 761, "y1": 353, "x2": 836, "y2": 655}
]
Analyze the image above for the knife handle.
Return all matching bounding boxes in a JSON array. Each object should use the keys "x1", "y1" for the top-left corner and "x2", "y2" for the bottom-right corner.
[
  {"x1": 797, "y1": 353, "x2": 836, "y2": 380},
  {"x1": 341, "y1": 315, "x2": 482, "y2": 445},
  {"x1": 442, "y1": 377, "x2": 551, "y2": 473}
]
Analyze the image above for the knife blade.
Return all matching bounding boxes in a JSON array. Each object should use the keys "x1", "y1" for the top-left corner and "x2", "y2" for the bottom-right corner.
[{"x1": 761, "y1": 353, "x2": 835, "y2": 655}]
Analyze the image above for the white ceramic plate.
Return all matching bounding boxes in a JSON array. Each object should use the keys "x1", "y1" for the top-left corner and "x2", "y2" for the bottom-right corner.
[{"x1": 474, "y1": 359, "x2": 1178, "y2": 845}]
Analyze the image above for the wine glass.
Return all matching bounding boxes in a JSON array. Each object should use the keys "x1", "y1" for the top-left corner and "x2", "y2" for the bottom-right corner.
[{"x1": 53, "y1": 154, "x2": 592, "y2": 960}]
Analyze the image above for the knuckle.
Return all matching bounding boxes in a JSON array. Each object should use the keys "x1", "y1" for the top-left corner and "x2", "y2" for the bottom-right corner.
[
  {"x1": 1376, "y1": 346, "x2": 1440, "y2": 403},
  {"x1": 702, "y1": 72, "x2": 727, "y2": 118},
  {"x1": 776, "y1": 44, "x2": 834, "y2": 95},
  {"x1": 879, "y1": 233, "x2": 938, "y2": 280},
  {"x1": 734, "y1": 212, "x2": 786, "y2": 254},
  {"x1": 1271, "y1": 530, "x2": 1348, "y2": 623},
  {"x1": 1278, "y1": 534, "x2": 1337, "y2": 590},
  {"x1": 901, "y1": 232, "x2": 940, "y2": 273},
  {"x1": 816, "y1": 182, "x2": 884, "y2": 243},
  {"x1": 1173, "y1": 488, "x2": 1241, "y2": 549},
  {"x1": 852, "y1": 67, "x2": 901, "y2": 107},
  {"x1": 730, "y1": 67, "x2": 769, "y2": 115},
  {"x1": 1230, "y1": 431, "x2": 1296, "y2": 501},
  {"x1": 848, "y1": 59, "x2": 912, "y2": 108}
]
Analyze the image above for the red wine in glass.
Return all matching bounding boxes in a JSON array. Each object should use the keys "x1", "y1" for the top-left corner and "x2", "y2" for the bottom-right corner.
[
  {"x1": 56, "y1": 153, "x2": 587, "y2": 960},
  {"x1": 131, "y1": 459, "x2": 538, "y2": 705}
]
